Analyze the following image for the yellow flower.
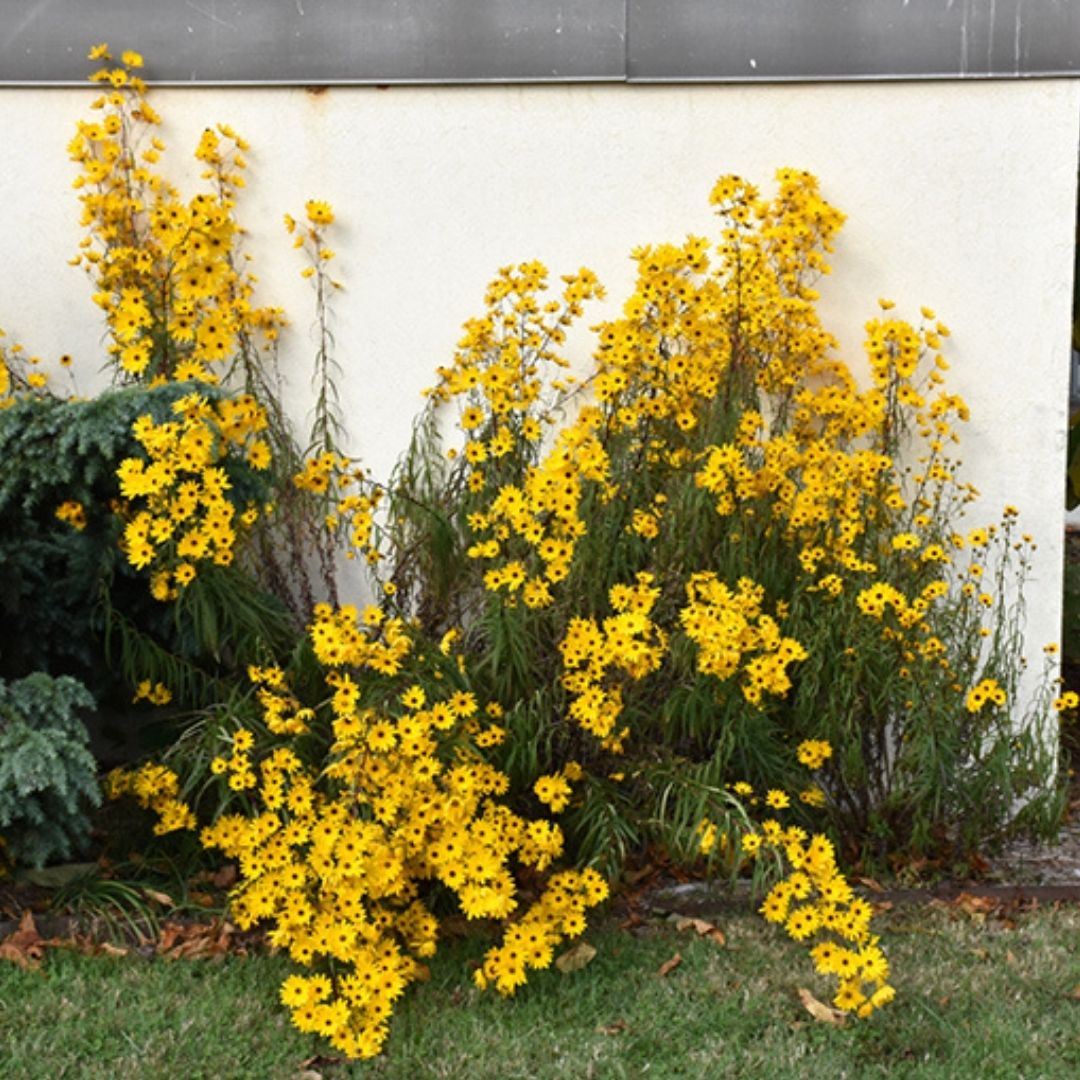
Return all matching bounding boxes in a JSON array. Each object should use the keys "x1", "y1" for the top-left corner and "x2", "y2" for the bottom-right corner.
[
  {"x1": 533, "y1": 774, "x2": 572, "y2": 813},
  {"x1": 167, "y1": 557, "x2": 196, "y2": 586},
  {"x1": 247, "y1": 440, "x2": 271, "y2": 469},
  {"x1": 401, "y1": 685, "x2": 426, "y2": 710},
  {"x1": 784, "y1": 904, "x2": 820, "y2": 941},
  {"x1": 759, "y1": 883, "x2": 791, "y2": 924},
  {"x1": 697, "y1": 819, "x2": 718, "y2": 855},
  {"x1": 305, "y1": 199, "x2": 334, "y2": 226},
  {"x1": 55, "y1": 500, "x2": 87, "y2": 531},
  {"x1": 796, "y1": 739, "x2": 833, "y2": 769},
  {"x1": 280, "y1": 975, "x2": 311, "y2": 1008},
  {"x1": 966, "y1": 677, "x2": 1006, "y2": 713},
  {"x1": 741, "y1": 833, "x2": 762, "y2": 855}
]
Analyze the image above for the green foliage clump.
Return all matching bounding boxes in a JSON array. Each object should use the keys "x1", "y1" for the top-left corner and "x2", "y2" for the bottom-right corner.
[
  {"x1": 0, "y1": 384, "x2": 187, "y2": 684},
  {"x1": 0, "y1": 384, "x2": 294, "y2": 711},
  {"x1": 0, "y1": 673, "x2": 99, "y2": 868}
]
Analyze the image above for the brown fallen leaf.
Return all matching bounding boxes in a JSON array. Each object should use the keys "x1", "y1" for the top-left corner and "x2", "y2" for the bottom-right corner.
[
  {"x1": 624, "y1": 864, "x2": 657, "y2": 886},
  {"x1": 298, "y1": 1055, "x2": 344, "y2": 1077},
  {"x1": 597, "y1": 1019, "x2": 629, "y2": 1035},
  {"x1": 678, "y1": 917, "x2": 704, "y2": 930},
  {"x1": 675, "y1": 916, "x2": 725, "y2": 946},
  {"x1": 212, "y1": 863, "x2": 238, "y2": 890},
  {"x1": 657, "y1": 952, "x2": 682, "y2": 978},
  {"x1": 0, "y1": 911, "x2": 46, "y2": 971},
  {"x1": 158, "y1": 918, "x2": 235, "y2": 960},
  {"x1": 158, "y1": 922, "x2": 182, "y2": 954},
  {"x1": 555, "y1": 940, "x2": 597, "y2": 974},
  {"x1": 95, "y1": 941, "x2": 129, "y2": 958},
  {"x1": 854, "y1": 876, "x2": 885, "y2": 893},
  {"x1": 142, "y1": 888, "x2": 175, "y2": 908},
  {"x1": 954, "y1": 892, "x2": 997, "y2": 916},
  {"x1": 797, "y1": 987, "x2": 846, "y2": 1026}
]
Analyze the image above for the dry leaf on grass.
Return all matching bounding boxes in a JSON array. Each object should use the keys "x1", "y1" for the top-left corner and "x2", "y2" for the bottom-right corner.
[
  {"x1": 94, "y1": 941, "x2": 129, "y2": 958},
  {"x1": 158, "y1": 919, "x2": 235, "y2": 960},
  {"x1": 675, "y1": 916, "x2": 726, "y2": 946},
  {"x1": 955, "y1": 892, "x2": 998, "y2": 915},
  {"x1": 596, "y1": 1019, "x2": 629, "y2": 1035},
  {"x1": 797, "y1": 987, "x2": 846, "y2": 1026},
  {"x1": 0, "y1": 911, "x2": 46, "y2": 971},
  {"x1": 657, "y1": 951, "x2": 682, "y2": 977},
  {"x1": 298, "y1": 1054, "x2": 345, "y2": 1078},
  {"x1": 555, "y1": 940, "x2": 597, "y2": 974},
  {"x1": 854, "y1": 876, "x2": 885, "y2": 893}
]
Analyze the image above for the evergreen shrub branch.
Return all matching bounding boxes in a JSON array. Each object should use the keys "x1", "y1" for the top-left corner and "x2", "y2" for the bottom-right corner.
[{"x1": 0, "y1": 674, "x2": 99, "y2": 869}]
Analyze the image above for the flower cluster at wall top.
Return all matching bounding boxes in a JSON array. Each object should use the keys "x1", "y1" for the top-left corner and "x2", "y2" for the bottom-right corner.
[{"x1": 0, "y1": 42, "x2": 1073, "y2": 1062}]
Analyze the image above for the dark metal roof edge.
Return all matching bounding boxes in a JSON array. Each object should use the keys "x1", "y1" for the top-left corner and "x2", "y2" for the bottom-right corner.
[
  {"x1": 0, "y1": 76, "x2": 631, "y2": 90},
  {"x1": 625, "y1": 70, "x2": 1080, "y2": 85},
  {"x1": 627, "y1": 0, "x2": 1080, "y2": 83},
  {"x1": 5, "y1": 73, "x2": 1078, "y2": 91},
  {"x1": 0, "y1": 0, "x2": 1077, "y2": 85}
]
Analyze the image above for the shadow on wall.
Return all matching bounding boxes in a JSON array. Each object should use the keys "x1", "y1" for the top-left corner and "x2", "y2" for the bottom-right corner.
[{"x1": 1065, "y1": 164, "x2": 1080, "y2": 526}]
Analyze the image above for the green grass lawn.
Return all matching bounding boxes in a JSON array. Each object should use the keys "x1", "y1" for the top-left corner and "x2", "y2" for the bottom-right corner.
[{"x1": 2, "y1": 902, "x2": 1079, "y2": 1079}]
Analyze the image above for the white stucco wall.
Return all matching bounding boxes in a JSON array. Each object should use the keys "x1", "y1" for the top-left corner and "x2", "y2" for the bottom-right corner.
[{"x1": 1, "y1": 79, "x2": 1078, "y2": 682}]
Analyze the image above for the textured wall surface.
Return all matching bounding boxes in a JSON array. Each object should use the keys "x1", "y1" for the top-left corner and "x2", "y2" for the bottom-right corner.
[{"x1": 1, "y1": 79, "x2": 1077, "y2": 682}]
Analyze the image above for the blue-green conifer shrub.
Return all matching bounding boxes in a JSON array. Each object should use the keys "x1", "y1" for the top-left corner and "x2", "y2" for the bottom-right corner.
[{"x1": 0, "y1": 674, "x2": 100, "y2": 868}]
